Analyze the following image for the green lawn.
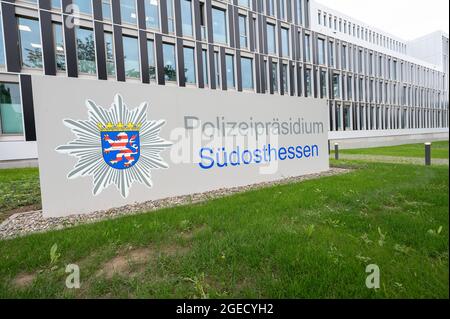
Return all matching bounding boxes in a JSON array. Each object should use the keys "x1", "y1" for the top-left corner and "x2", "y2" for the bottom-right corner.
[
  {"x1": 0, "y1": 161, "x2": 448, "y2": 298},
  {"x1": 338, "y1": 140, "x2": 449, "y2": 159},
  {"x1": 0, "y1": 168, "x2": 41, "y2": 222}
]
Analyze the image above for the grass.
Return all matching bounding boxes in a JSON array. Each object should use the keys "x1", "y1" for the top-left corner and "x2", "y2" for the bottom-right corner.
[
  {"x1": 0, "y1": 160, "x2": 448, "y2": 298},
  {"x1": 338, "y1": 140, "x2": 449, "y2": 159},
  {"x1": 0, "y1": 168, "x2": 41, "y2": 222}
]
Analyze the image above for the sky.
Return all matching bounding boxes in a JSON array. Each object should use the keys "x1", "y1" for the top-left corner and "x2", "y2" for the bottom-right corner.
[{"x1": 314, "y1": 0, "x2": 449, "y2": 41}]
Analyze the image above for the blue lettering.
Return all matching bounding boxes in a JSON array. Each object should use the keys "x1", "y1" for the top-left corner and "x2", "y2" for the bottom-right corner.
[
  {"x1": 296, "y1": 146, "x2": 303, "y2": 158},
  {"x1": 278, "y1": 147, "x2": 287, "y2": 160},
  {"x1": 242, "y1": 150, "x2": 252, "y2": 164},
  {"x1": 304, "y1": 145, "x2": 311, "y2": 158},
  {"x1": 311, "y1": 144, "x2": 319, "y2": 157},
  {"x1": 199, "y1": 148, "x2": 214, "y2": 169},
  {"x1": 287, "y1": 146, "x2": 296, "y2": 159},
  {"x1": 230, "y1": 147, "x2": 240, "y2": 166},
  {"x1": 254, "y1": 149, "x2": 262, "y2": 163}
]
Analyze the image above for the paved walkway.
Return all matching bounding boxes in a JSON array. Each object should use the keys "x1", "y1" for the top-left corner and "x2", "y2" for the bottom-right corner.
[{"x1": 332, "y1": 154, "x2": 449, "y2": 165}]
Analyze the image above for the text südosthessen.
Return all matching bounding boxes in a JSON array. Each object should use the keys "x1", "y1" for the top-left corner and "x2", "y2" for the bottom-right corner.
[{"x1": 184, "y1": 116, "x2": 324, "y2": 170}]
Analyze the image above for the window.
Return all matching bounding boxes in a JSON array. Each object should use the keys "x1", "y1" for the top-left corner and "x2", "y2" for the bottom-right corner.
[
  {"x1": 183, "y1": 47, "x2": 196, "y2": 84},
  {"x1": 267, "y1": 0, "x2": 275, "y2": 16},
  {"x1": 238, "y1": 0, "x2": 250, "y2": 8},
  {"x1": 120, "y1": 0, "x2": 137, "y2": 25},
  {"x1": 181, "y1": 0, "x2": 193, "y2": 37},
  {"x1": 281, "y1": 28, "x2": 289, "y2": 57},
  {"x1": 317, "y1": 38, "x2": 325, "y2": 65},
  {"x1": 341, "y1": 45, "x2": 347, "y2": 70},
  {"x1": 52, "y1": 0, "x2": 61, "y2": 10},
  {"x1": 53, "y1": 23, "x2": 66, "y2": 71},
  {"x1": 147, "y1": 40, "x2": 156, "y2": 80},
  {"x1": 104, "y1": 32, "x2": 115, "y2": 76},
  {"x1": 167, "y1": 0, "x2": 175, "y2": 32},
  {"x1": 328, "y1": 41, "x2": 334, "y2": 66},
  {"x1": 282, "y1": 64, "x2": 288, "y2": 94},
  {"x1": 241, "y1": 57, "x2": 253, "y2": 90},
  {"x1": 239, "y1": 15, "x2": 248, "y2": 49},
  {"x1": 145, "y1": 0, "x2": 159, "y2": 29},
  {"x1": 347, "y1": 76, "x2": 352, "y2": 100},
  {"x1": 344, "y1": 106, "x2": 351, "y2": 130},
  {"x1": 199, "y1": 3, "x2": 207, "y2": 40},
  {"x1": 295, "y1": 0, "x2": 303, "y2": 24},
  {"x1": 212, "y1": 8, "x2": 228, "y2": 44},
  {"x1": 271, "y1": 61, "x2": 278, "y2": 93},
  {"x1": 202, "y1": 49, "x2": 208, "y2": 86},
  {"x1": 267, "y1": 23, "x2": 276, "y2": 55},
  {"x1": 0, "y1": 83, "x2": 23, "y2": 134},
  {"x1": 102, "y1": 0, "x2": 112, "y2": 21},
  {"x1": 333, "y1": 74, "x2": 340, "y2": 98},
  {"x1": 304, "y1": 68, "x2": 312, "y2": 97},
  {"x1": 320, "y1": 70, "x2": 326, "y2": 98},
  {"x1": 225, "y1": 54, "x2": 235, "y2": 89},
  {"x1": 358, "y1": 50, "x2": 362, "y2": 73},
  {"x1": 163, "y1": 43, "x2": 176, "y2": 82},
  {"x1": 72, "y1": 0, "x2": 92, "y2": 15},
  {"x1": 18, "y1": 17, "x2": 42, "y2": 69},
  {"x1": 304, "y1": 34, "x2": 311, "y2": 62},
  {"x1": 123, "y1": 36, "x2": 140, "y2": 78},
  {"x1": 279, "y1": 0, "x2": 286, "y2": 20},
  {"x1": 76, "y1": 27, "x2": 96, "y2": 74},
  {"x1": 0, "y1": 14, "x2": 4, "y2": 66},
  {"x1": 214, "y1": 51, "x2": 221, "y2": 87}
]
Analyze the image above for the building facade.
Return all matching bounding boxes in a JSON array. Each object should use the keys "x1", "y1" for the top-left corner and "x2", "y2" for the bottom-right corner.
[{"x1": 0, "y1": 0, "x2": 448, "y2": 163}]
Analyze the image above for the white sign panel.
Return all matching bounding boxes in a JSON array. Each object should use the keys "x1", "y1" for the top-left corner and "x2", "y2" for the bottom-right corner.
[{"x1": 32, "y1": 76, "x2": 329, "y2": 217}]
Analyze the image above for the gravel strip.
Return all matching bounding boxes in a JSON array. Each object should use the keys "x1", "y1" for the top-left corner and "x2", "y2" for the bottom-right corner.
[
  {"x1": 0, "y1": 168, "x2": 350, "y2": 241},
  {"x1": 334, "y1": 154, "x2": 449, "y2": 165}
]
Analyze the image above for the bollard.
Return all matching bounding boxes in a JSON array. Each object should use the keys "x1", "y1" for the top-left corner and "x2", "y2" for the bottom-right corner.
[
  {"x1": 334, "y1": 143, "x2": 339, "y2": 160},
  {"x1": 425, "y1": 142, "x2": 431, "y2": 166}
]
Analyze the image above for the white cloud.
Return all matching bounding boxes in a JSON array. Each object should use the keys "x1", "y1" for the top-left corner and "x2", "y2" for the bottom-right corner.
[{"x1": 314, "y1": 0, "x2": 449, "y2": 41}]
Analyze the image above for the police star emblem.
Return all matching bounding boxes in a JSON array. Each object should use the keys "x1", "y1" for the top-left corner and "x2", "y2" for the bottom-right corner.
[{"x1": 56, "y1": 94, "x2": 172, "y2": 198}]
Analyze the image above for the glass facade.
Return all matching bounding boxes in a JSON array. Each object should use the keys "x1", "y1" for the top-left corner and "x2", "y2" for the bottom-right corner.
[{"x1": 0, "y1": 0, "x2": 448, "y2": 143}]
